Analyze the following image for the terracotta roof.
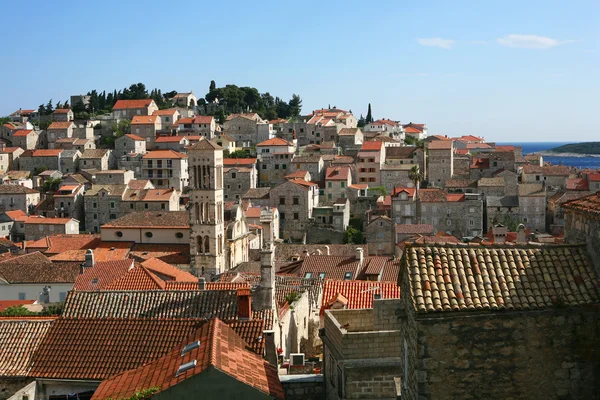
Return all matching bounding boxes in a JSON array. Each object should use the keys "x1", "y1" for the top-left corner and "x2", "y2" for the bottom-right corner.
[
  {"x1": 123, "y1": 133, "x2": 145, "y2": 141},
  {"x1": 0, "y1": 252, "x2": 79, "y2": 283},
  {"x1": 284, "y1": 170, "x2": 310, "y2": 179},
  {"x1": 73, "y1": 259, "x2": 134, "y2": 290},
  {"x1": 360, "y1": 141, "x2": 383, "y2": 151},
  {"x1": 587, "y1": 173, "x2": 600, "y2": 182},
  {"x1": 154, "y1": 135, "x2": 189, "y2": 143},
  {"x1": 522, "y1": 165, "x2": 571, "y2": 176},
  {"x1": 418, "y1": 189, "x2": 447, "y2": 202},
  {"x1": 101, "y1": 211, "x2": 189, "y2": 229},
  {"x1": 478, "y1": 177, "x2": 505, "y2": 187},
  {"x1": 53, "y1": 108, "x2": 72, "y2": 114},
  {"x1": 27, "y1": 234, "x2": 100, "y2": 254},
  {"x1": 48, "y1": 121, "x2": 74, "y2": 130},
  {"x1": 32, "y1": 149, "x2": 62, "y2": 157},
  {"x1": 126, "y1": 179, "x2": 152, "y2": 190},
  {"x1": 321, "y1": 280, "x2": 400, "y2": 315},
  {"x1": 326, "y1": 166, "x2": 351, "y2": 181},
  {"x1": 140, "y1": 258, "x2": 197, "y2": 281},
  {"x1": 405, "y1": 244, "x2": 600, "y2": 313},
  {"x1": 243, "y1": 187, "x2": 271, "y2": 199},
  {"x1": 338, "y1": 128, "x2": 361, "y2": 135},
  {"x1": 0, "y1": 300, "x2": 36, "y2": 311},
  {"x1": 80, "y1": 149, "x2": 109, "y2": 159},
  {"x1": 142, "y1": 149, "x2": 187, "y2": 159},
  {"x1": 256, "y1": 137, "x2": 293, "y2": 147},
  {"x1": 427, "y1": 141, "x2": 453, "y2": 150},
  {"x1": 23, "y1": 216, "x2": 75, "y2": 225},
  {"x1": 392, "y1": 187, "x2": 416, "y2": 197},
  {"x1": 0, "y1": 184, "x2": 39, "y2": 194},
  {"x1": 566, "y1": 178, "x2": 589, "y2": 191},
  {"x1": 446, "y1": 193, "x2": 465, "y2": 202},
  {"x1": 0, "y1": 318, "x2": 55, "y2": 377},
  {"x1": 153, "y1": 109, "x2": 179, "y2": 116},
  {"x1": 288, "y1": 179, "x2": 318, "y2": 188},
  {"x1": 445, "y1": 179, "x2": 476, "y2": 188},
  {"x1": 395, "y1": 224, "x2": 434, "y2": 234},
  {"x1": 4, "y1": 210, "x2": 28, "y2": 220},
  {"x1": 562, "y1": 192, "x2": 600, "y2": 215},
  {"x1": 131, "y1": 115, "x2": 158, "y2": 124},
  {"x1": 222, "y1": 158, "x2": 257, "y2": 167},
  {"x1": 113, "y1": 99, "x2": 154, "y2": 110},
  {"x1": 90, "y1": 319, "x2": 283, "y2": 400},
  {"x1": 12, "y1": 129, "x2": 33, "y2": 137},
  {"x1": 62, "y1": 290, "x2": 241, "y2": 319},
  {"x1": 518, "y1": 183, "x2": 545, "y2": 196},
  {"x1": 298, "y1": 255, "x2": 390, "y2": 281},
  {"x1": 128, "y1": 243, "x2": 190, "y2": 265}
]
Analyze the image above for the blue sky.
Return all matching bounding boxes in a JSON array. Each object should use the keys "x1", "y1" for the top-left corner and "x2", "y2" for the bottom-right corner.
[{"x1": 1, "y1": 0, "x2": 598, "y2": 142}]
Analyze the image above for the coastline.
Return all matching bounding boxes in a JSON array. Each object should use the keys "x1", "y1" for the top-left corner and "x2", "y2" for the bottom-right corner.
[{"x1": 537, "y1": 151, "x2": 600, "y2": 158}]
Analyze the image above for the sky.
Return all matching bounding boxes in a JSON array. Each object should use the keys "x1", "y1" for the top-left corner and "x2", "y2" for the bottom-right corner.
[{"x1": 1, "y1": 0, "x2": 598, "y2": 142}]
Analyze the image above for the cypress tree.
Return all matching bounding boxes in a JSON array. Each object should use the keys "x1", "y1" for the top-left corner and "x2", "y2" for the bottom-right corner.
[{"x1": 366, "y1": 103, "x2": 373, "y2": 124}]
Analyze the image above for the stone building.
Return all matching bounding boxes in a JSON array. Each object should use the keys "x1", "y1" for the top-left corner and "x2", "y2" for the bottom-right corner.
[
  {"x1": 426, "y1": 140, "x2": 453, "y2": 187},
  {"x1": 548, "y1": 190, "x2": 592, "y2": 230},
  {"x1": 0, "y1": 185, "x2": 40, "y2": 214},
  {"x1": 79, "y1": 149, "x2": 115, "y2": 172},
  {"x1": 258, "y1": 152, "x2": 293, "y2": 187},
  {"x1": 52, "y1": 108, "x2": 74, "y2": 122},
  {"x1": 357, "y1": 141, "x2": 385, "y2": 185},
  {"x1": 35, "y1": 183, "x2": 85, "y2": 226},
  {"x1": 177, "y1": 115, "x2": 216, "y2": 138},
  {"x1": 486, "y1": 195, "x2": 520, "y2": 232},
  {"x1": 47, "y1": 121, "x2": 75, "y2": 149},
  {"x1": 141, "y1": 149, "x2": 188, "y2": 191},
  {"x1": 10, "y1": 129, "x2": 39, "y2": 149},
  {"x1": 188, "y1": 138, "x2": 226, "y2": 277},
  {"x1": 562, "y1": 192, "x2": 600, "y2": 273},
  {"x1": 365, "y1": 215, "x2": 394, "y2": 255},
  {"x1": 477, "y1": 177, "x2": 506, "y2": 197},
  {"x1": 23, "y1": 217, "x2": 80, "y2": 240},
  {"x1": 522, "y1": 165, "x2": 571, "y2": 190},
  {"x1": 0, "y1": 146, "x2": 24, "y2": 171},
  {"x1": 223, "y1": 158, "x2": 257, "y2": 201},
  {"x1": 115, "y1": 134, "x2": 146, "y2": 157},
  {"x1": 131, "y1": 115, "x2": 162, "y2": 149},
  {"x1": 391, "y1": 187, "x2": 417, "y2": 225},
  {"x1": 418, "y1": 189, "x2": 483, "y2": 238},
  {"x1": 518, "y1": 183, "x2": 546, "y2": 232},
  {"x1": 289, "y1": 155, "x2": 324, "y2": 184},
  {"x1": 269, "y1": 178, "x2": 319, "y2": 241},
  {"x1": 223, "y1": 113, "x2": 265, "y2": 148},
  {"x1": 112, "y1": 99, "x2": 158, "y2": 120},
  {"x1": 224, "y1": 203, "x2": 251, "y2": 271},
  {"x1": 381, "y1": 164, "x2": 415, "y2": 193},
  {"x1": 60, "y1": 149, "x2": 81, "y2": 174},
  {"x1": 324, "y1": 166, "x2": 351, "y2": 203}
]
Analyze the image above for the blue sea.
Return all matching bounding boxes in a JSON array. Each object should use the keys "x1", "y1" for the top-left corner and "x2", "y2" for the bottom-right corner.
[{"x1": 496, "y1": 142, "x2": 600, "y2": 170}]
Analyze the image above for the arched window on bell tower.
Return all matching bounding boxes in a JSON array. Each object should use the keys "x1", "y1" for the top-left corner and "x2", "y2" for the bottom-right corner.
[
  {"x1": 196, "y1": 236, "x2": 203, "y2": 255},
  {"x1": 204, "y1": 235, "x2": 210, "y2": 254}
]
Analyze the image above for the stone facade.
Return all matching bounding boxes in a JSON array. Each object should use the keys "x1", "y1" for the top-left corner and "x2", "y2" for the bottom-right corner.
[
  {"x1": 365, "y1": 216, "x2": 394, "y2": 255},
  {"x1": 258, "y1": 152, "x2": 293, "y2": 187},
  {"x1": 426, "y1": 142, "x2": 453, "y2": 187},
  {"x1": 280, "y1": 375, "x2": 324, "y2": 400},
  {"x1": 269, "y1": 179, "x2": 319, "y2": 241},
  {"x1": 224, "y1": 166, "x2": 256, "y2": 201},
  {"x1": 115, "y1": 134, "x2": 147, "y2": 157}
]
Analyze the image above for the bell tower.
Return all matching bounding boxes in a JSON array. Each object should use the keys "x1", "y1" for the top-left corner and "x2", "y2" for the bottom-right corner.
[{"x1": 188, "y1": 138, "x2": 225, "y2": 277}]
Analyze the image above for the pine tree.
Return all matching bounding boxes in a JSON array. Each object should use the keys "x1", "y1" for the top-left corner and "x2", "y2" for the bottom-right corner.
[
  {"x1": 365, "y1": 103, "x2": 373, "y2": 124},
  {"x1": 210, "y1": 80, "x2": 216, "y2": 92},
  {"x1": 45, "y1": 99, "x2": 54, "y2": 115}
]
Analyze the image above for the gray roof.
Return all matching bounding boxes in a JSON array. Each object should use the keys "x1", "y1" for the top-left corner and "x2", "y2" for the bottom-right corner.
[
  {"x1": 486, "y1": 196, "x2": 519, "y2": 208},
  {"x1": 0, "y1": 184, "x2": 39, "y2": 194}
]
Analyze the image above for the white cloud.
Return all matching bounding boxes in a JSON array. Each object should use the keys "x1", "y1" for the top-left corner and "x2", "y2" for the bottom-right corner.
[
  {"x1": 469, "y1": 40, "x2": 488, "y2": 45},
  {"x1": 417, "y1": 38, "x2": 455, "y2": 50},
  {"x1": 497, "y1": 34, "x2": 573, "y2": 49}
]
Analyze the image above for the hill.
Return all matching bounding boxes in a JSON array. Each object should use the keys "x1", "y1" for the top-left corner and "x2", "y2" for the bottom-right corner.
[{"x1": 546, "y1": 142, "x2": 600, "y2": 155}]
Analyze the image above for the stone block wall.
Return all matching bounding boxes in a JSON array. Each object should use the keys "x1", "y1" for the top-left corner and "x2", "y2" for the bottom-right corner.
[
  {"x1": 416, "y1": 308, "x2": 600, "y2": 399},
  {"x1": 0, "y1": 378, "x2": 33, "y2": 400},
  {"x1": 281, "y1": 375, "x2": 324, "y2": 400},
  {"x1": 565, "y1": 211, "x2": 600, "y2": 275},
  {"x1": 344, "y1": 367, "x2": 399, "y2": 400}
]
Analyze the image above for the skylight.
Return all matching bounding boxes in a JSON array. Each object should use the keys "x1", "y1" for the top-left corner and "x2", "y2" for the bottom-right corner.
[
  {"x1": 181, "y1": 340, "x2": 200, "y2": 356},
  {"x1": 344, "y1": 272, "x2": 353, "y2": 280},
  {"x1": 176, "y1": 360, "x2": 197, "y2": 376}
]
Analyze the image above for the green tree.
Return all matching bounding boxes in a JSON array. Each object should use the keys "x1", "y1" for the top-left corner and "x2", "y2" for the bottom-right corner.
[
  {"x1": 43, "y1": 177, "x2": 62, "y2": 192},
  {"x1": 0, "y1": 305, "x2": 35, "y2": 317},
  {"x1": 115, "y1": 119, "x2": 131, "y2": 137},
  {"x1": 45, "y1": 99, "x2": 54, "y2": 115},
  {"x1": 227, "y1": 149, "x2": 253, "y2": 158},
  {"x1": 0, "y1": 117, "x2": 10, "y2": 125},
  {"x1": 210, "y1": 80, "x2": 216, "y2": 92},
  {"x1": 408, "y1": 165, "x2": 423, "y2": 191},
  {"x1": 343, "y1": 227, "x2": 364, "y2": 244},
  {"x1": 357, "y1": 114, "x2": 366, "y2": 128},
  {"x1": 365, "y1": 103, "x2": 373, "y2": 124},
  {"x1": 288, "y1": 94, "x2": 302, "y2": 117}
]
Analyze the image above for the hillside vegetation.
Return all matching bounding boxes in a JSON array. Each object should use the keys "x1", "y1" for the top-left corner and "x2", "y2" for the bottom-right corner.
[{"x1": 548, "y1": 142, "x2": 600, "y2": 155}]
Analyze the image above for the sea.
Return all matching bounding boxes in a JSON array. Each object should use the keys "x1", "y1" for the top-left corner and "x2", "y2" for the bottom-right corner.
[{"x1": 496, "y1": 142, "x2": 600, "y2": 170}]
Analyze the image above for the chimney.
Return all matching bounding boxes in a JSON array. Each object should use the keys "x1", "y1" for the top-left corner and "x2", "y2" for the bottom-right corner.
[
  {"x1": 355, "y1": 247, "x2": 364, "y2": 266},
  {"x1": 263, "y1": 330, "x2": 277, "y2": 366},
  {"x1": 303, "y1": 249, "x2": 309, "y2": 258},
  {"x1": 516, "y1": 224, "x2": 527, "y2": 243},
  {"x1": 237, "y1": 288, "x2": 252, "y2": 320},
  {"x1": 198, "y1": 277, "x2": 206, "y2": 290},
  {"x1": 492, "y1": 224, "x2": 507, "y2": 244},
  {"x1": 84, "y1": 249, "x2": 95, "y2": 268},
  {"x1": 324, "y1": 245, "x2": 330, "y2": 255},
  {"x1": 373, "y1": 287, "x2": 382, "y2": 300}
]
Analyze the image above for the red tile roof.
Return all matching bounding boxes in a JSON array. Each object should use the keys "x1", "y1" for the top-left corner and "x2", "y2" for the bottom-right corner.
[
  {"x1": 404, "y1": 126, "x2": 422, "y2": 133},
  {"x1": 32, "y1": 149, "x2": 62, "y2": 157},
  {"x1": 326, "y1": 166, "x2": 351, "y2": 181},
  {"x1": 256, "y1": 137, "x2": 293, "y2": 147},
  {"x1": 131, "y1": 115, "x2": 158, "y2": 124},
  {"x1": 52, "y1": 108, "x2": 72, "y2": 114},
  {"x1": 360, "y1": 141, "x2": 383, "y2": 151},
  {"x1": 48, "y1": 121, "x2": 74, "y2": 130},
  {"x1": 27, "y1": 234, "x2": 100, "y2": 254},
  {"x1": 101, "y1": 211, "x2": 189, "y2": 229},
  {"x1": 320, "y1": 280, "x2": 400, "y2": 315},
  {"x1": 588, "y1": 173, "x2": 600, "y2": 182},
  {"x1": 113, "y1": 99, "x2": 154, "y2": 110},
  {"x1": 128, "y1": 243, "x2": 190, "y2": 265},
  {"x1": 562, "y1": 192, "x2": 600, "y2": 215},
  {"x1": 12, "y1": 129, "x2": 33, "y2": 137},
  {"x1": 123, "y1": 133, "x2": 145, "y2": 141},
  {"x1": 395, "y1": 224, "x2": 434, "y2": 234},
  {"x1": 153, "y1": 109, "x2": 179, "y2": 116},
  {"x1": 0, "y1": 300, "x2": 36, "y2": 311},
  {"x1": 142, "y1": 149, "x2": 187, "y2": 159},
  {"x1": 154, "y1": 135, "x2": 188, "y2": 143},
  {"x1": 428, "y1": 141, "x2": 453, "y2": 150},
  {"x1": 90, "y1": 319, "x2": 283, "y2": 400},
  {"x1": 566, "y1": 178, "x2": 589, "y2": 191},
  {"x1": 73, "y1": 259, "x2": 134, "y2": 290},
  {"x1": 418, "y1": 189, "x2": 447, "y2": 202},
  {"x1": 392, "y1": 187, "x2": 416, "y2": 197},
  {"x1": 522, "y1": 165, "x2": 571, "y2": 176},
  {"x1": 223, "y1": 158, "x2": 257, "y2": 166},
  {"x1": 288, "y1": 179, "x2": 318, "y2": 188},
  {"x1": 0, "y1": 252, "x2": 79, "y2": 283},
  {"x1": 446, "y1": 193, "x2": 466, "y2": 202},
  {"x1": 0, "y1": 318, "x2": 55, "y2": 376},
  {"x1": 140, "y1": 258, "x2": 197, "y2": 282}
]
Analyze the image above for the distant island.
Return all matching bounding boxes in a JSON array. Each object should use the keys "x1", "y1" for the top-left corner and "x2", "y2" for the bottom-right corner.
[{"x1": 539, "y1": 142, "x2": 600, "y2": 157}]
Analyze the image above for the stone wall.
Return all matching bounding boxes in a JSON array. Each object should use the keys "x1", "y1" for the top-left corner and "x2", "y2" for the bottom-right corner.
[
  {"x1": 0, "y1": 378, "x2": 33, "y2": 400},
  {"x1": 416, "y1": 308, "x2": 600, "y2": 400},
  {"x1": 306, "y1": 225, "x2": 345, "y2": 244},
  {"x1": 565, "y1": 211, "x2": 600, "y2": 275},
  {"x1": 281, "y1": 375, "x2": 324, "y2": 400}
]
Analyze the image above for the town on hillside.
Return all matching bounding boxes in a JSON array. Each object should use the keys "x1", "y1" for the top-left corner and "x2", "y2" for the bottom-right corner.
[{"x1": 0, "y1": 86, "x2": 598, "y2": 400}]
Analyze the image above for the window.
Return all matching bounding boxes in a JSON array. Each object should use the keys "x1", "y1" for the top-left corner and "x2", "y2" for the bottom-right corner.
[
  {"x1": 110, "y1": 214, "x2": 117, "y2": 219},
  {"x1": 293, "y1": 197, "x2": 299, "y2": 205},
  {"x1": 176, "y1": 232, "x2": 184, "y2": 238},
  {"x1": 231, "y1": 172, "x2": 236, "y2": 179},
  {"x1": 93, "y1": 213, "x2": 98, "y2": 220},
  {"x1": 282, "y1": 164, "x2": 287, "y2": 169},
  {"x1": 469, "y1": 220, "x2": 474, "y2": 226},
  {"x1": 59, "y1": 292, "x2": 67, "y2": 302},
  {"x1": 161, "y1": 203, "x2": 166, "y2": 210},
  {"x1": 144, "y1": 203, "x2": 149, "y2": 209},
  {"x1": 262, "y1": 165, "x2": 267, "y2": 170},
  {"x1": 116, "y1": 231, "x2": 123, "y2": 237},
  {"x1": 18, "y1": 292, "x2": 26, "y2": 300},
  {"x1": 145, "y1": 232, "x2": 153, "y2": 238},
  {"x1": 279, "y1": 197, "x2": 285, "y2": 205},
  {"x1": 275, "y1": 164, "x2": 279, "y2": 170},
  {"x1": 130, "y1": 203, "x2": 134, "y2": 209},
  {"x1": 341, "y1": 182, "x2": 345, "y2": 188},
  {"x1": 446, "y1": 220, "x2": 452, "y2": 226},
  {"x1": 294, "y1": 212, "x2": 299, "y2": 220},
  {"x1": 328, "y1": 194, "x2": 332, "y2": 200},
  {"x1": 305, "y1": 272, "x2": 313, "y2": 278},
  {"x1": 110, "y1": 201, "x2": 115, "y2": 209},
  {"x1": 469, "y1": 207, "x2": 475, "y2": 213},
  {"x1": 344, "y1": 272, "x2": 352, "y2": 280},
  {"x1": 280, "y1": 213, "x2": 285, "y2": 220},
  {"x1": 92, "y1": 202, "x2": 97, "y2": 208}
]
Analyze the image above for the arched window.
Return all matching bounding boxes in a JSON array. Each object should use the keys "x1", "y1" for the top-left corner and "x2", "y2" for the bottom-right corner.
[
  {"x1": 196, "y1": 236, "x2": 203, "y2": 255},
  {"x1": 204, "y1": 235, "x2": 210, "y2": 254},
  {"x1": 218, "y1": 234, "x2": 223, "y2": 254},
  {"x1": 194, "y1": 203, "x2": 200, "y2": 222}
]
